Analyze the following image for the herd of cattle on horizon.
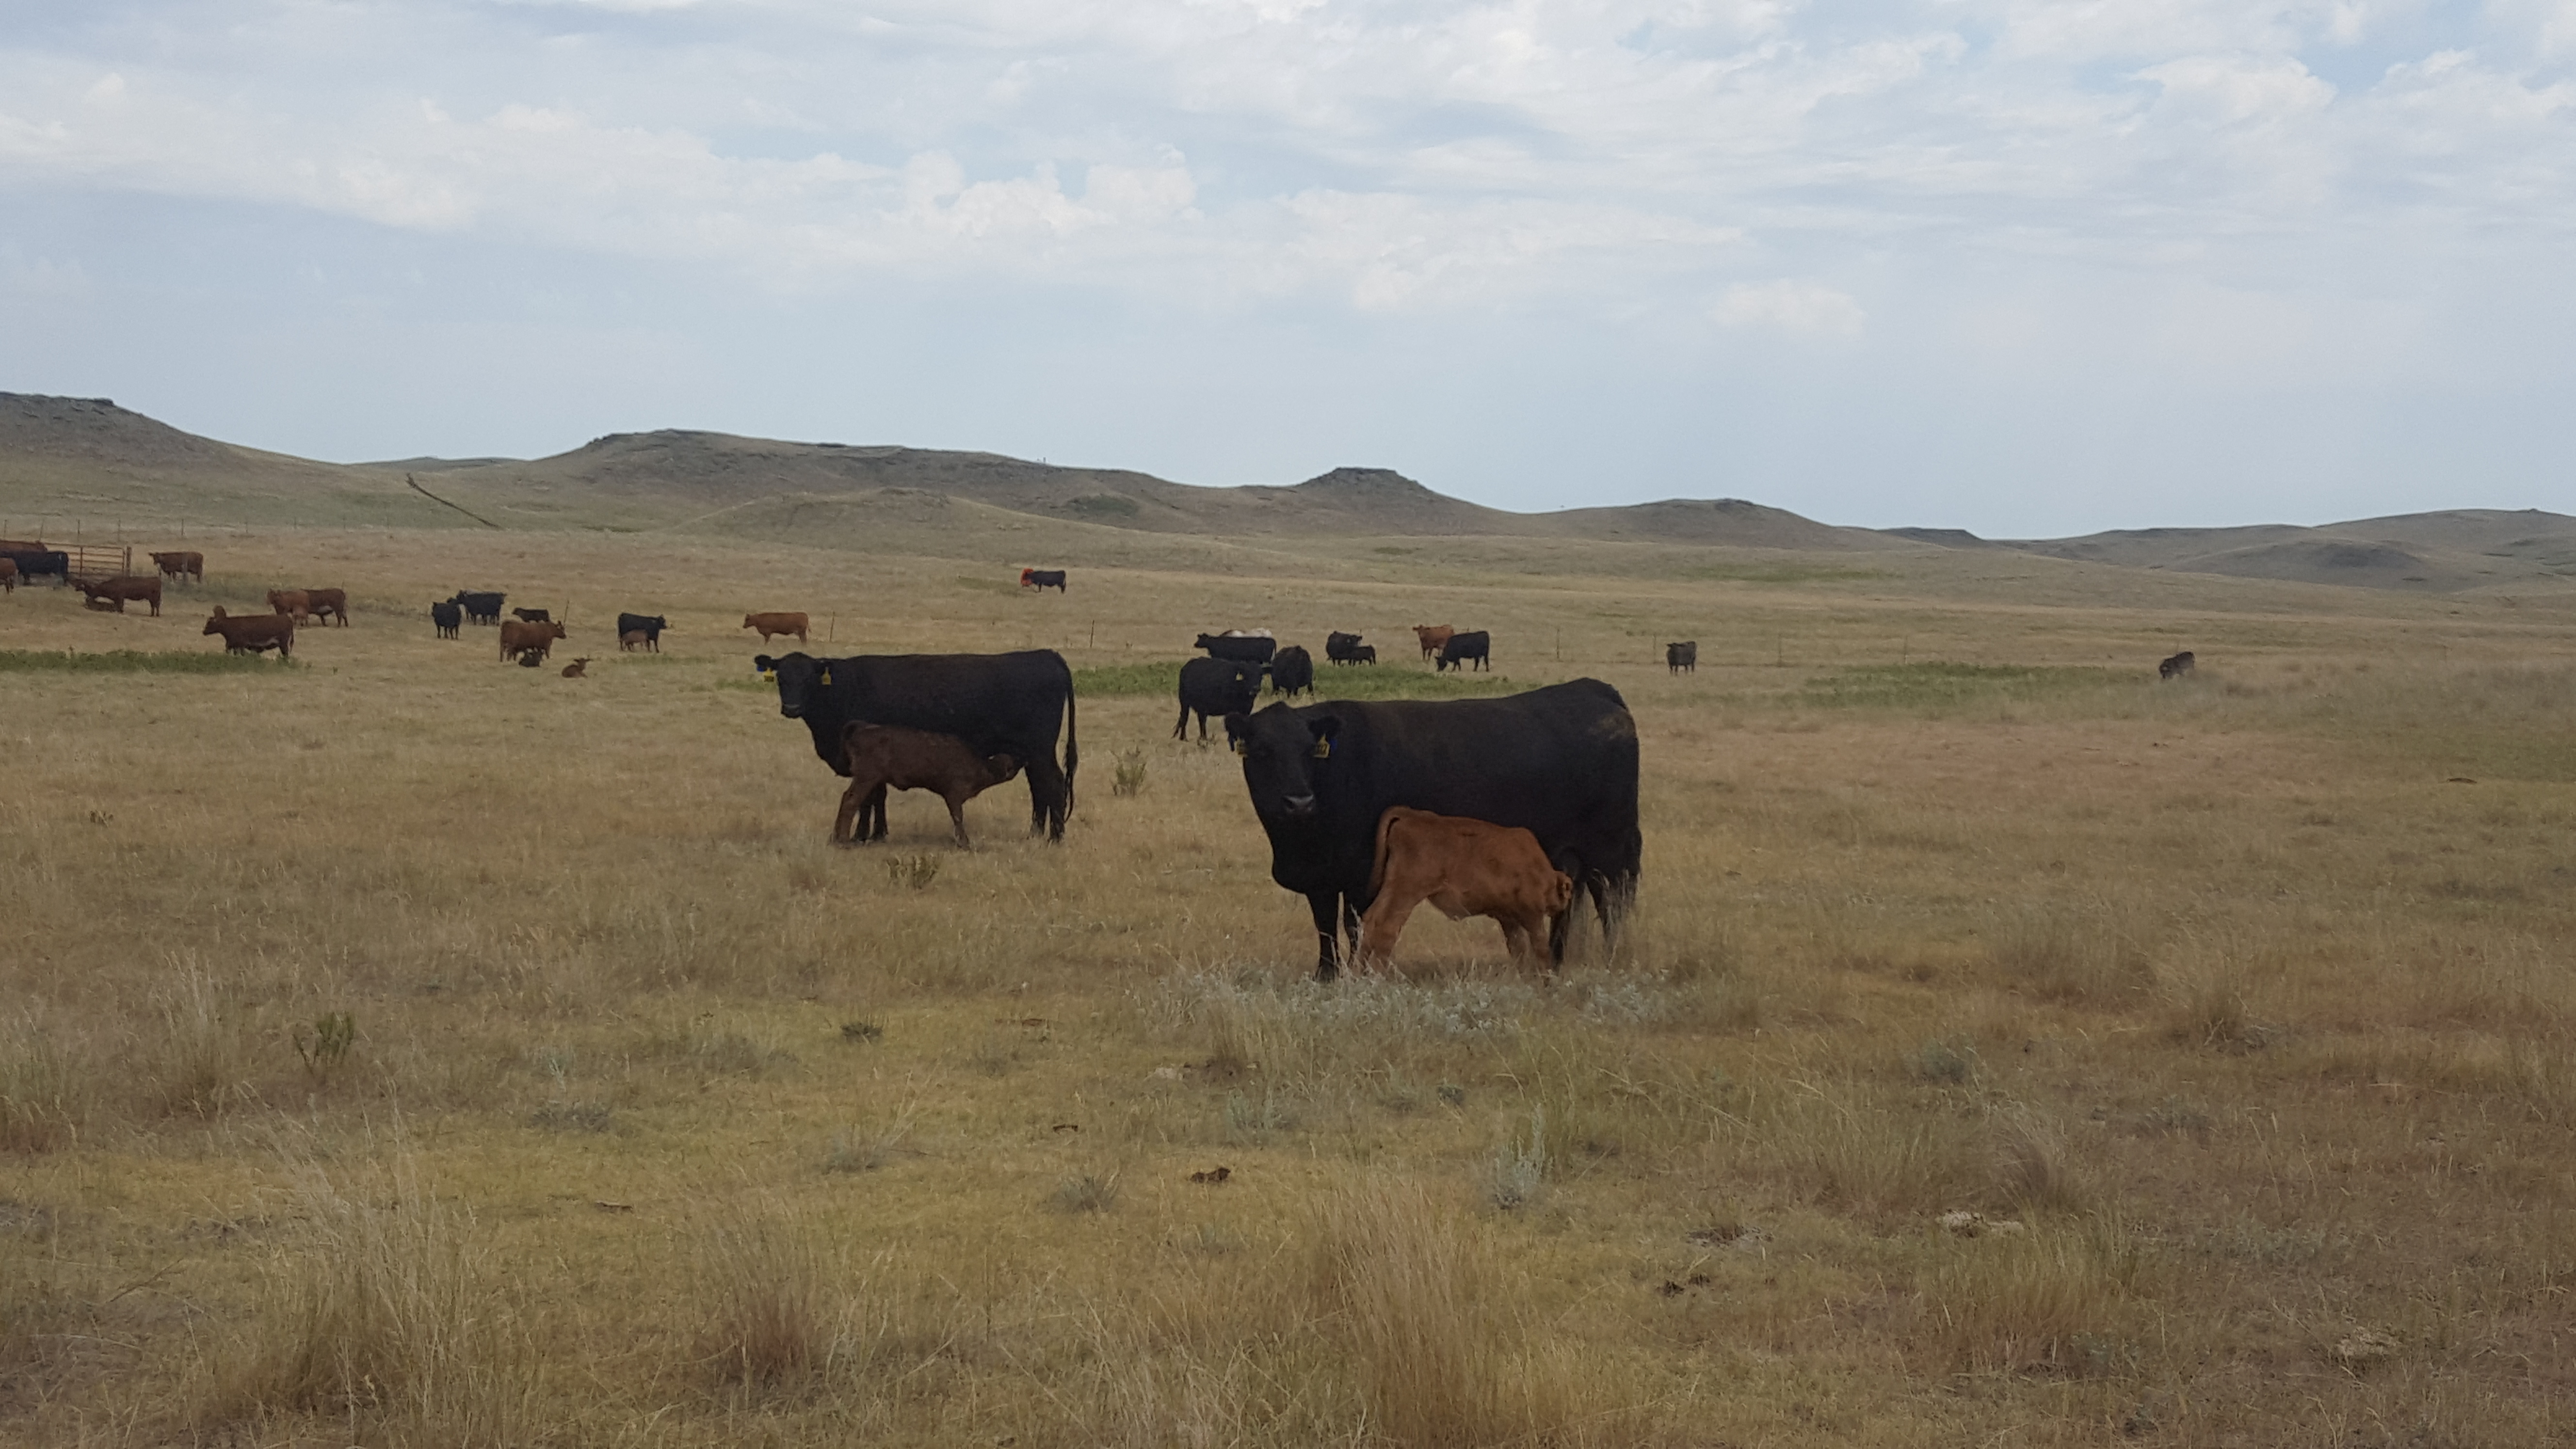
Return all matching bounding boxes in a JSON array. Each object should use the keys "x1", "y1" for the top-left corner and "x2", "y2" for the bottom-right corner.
[{"x1": 4, "y1": 546, "x2": 2196, "y2": 976}]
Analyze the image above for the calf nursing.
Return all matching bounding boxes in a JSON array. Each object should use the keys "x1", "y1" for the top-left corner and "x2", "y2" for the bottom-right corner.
[
  {"x1": 1357, "y1": 807, "x2": 1575, "y2": 971},
  {"x1": 834, "y1": 723, "x2": 1024, "y2": 848}
]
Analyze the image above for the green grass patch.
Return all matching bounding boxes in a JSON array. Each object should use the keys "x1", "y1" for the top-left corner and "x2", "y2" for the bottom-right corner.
[
  {"x1": 1074, "y1": 661, "x2": 1185, "y2": 698},
  {"x1": 1800, "y1": 661, "x2": 2122, "y2": 710},
  {"x1": 0, "y1": 649, "x2": 296, "y2": 675}
]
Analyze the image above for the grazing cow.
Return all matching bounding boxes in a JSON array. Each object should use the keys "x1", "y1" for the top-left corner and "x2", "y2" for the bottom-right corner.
[
  {"x1": 2158, "y1": 650, "x2": 2196, "y2": 681},
  {"x1": 1223, "y1": 679, "x2": 1641, "y2": 980},
  {"x1": 561, "y1": 657, "x2": 591, "y2": 678},
  {"x1": 1436, "y1": 630, "x2": 1491, "y2": 673},
  {"x1": 1175, "y1": 657, "x2": 1263, "y2": 741},
  {"x1": 268, "y1": 589, "x2": 311, "y2": 621},
  {"x1": 620, "y1": 629, "x2": 649, "y2": 652},
  {"x1": 75, "y1": 575, "x2": 162, "y2": 615},
  {"x1": 753, "y1": 649, "x2": 1079, "y2": 842},
  {"x1": 1195, "y1": 631, "x2": 1276, "y2": 666},
  {"x1": 499, "y1": 617, "x2": 567, "y2": 663},
  {"x1": 3, "y1": 550, "x2": 68, "y2": 585},
  {"x1": 1412, "y1": 625, "x2": 1454, "y2": 661},
  {"x1": 430, "y1": 601, "x2": 463, "y2": 638},
  {"x1": 204, "y1": 607, "x2": 293, "y2": 658},
  {"x1": 1666, "y1": 642, "x2": 1697, "y2": 674},
  {"x1": 1019, "y1": 568, "x2": 1068, "y2": 593},
  {"x1": 512, "y1": 607, "x2": 551, "y2": 625},
  {"x1": 0, "y1": 558, "x2": 14, "y2": 593},
  {"x1": 1269, "y1": 644, "x2": 1315, "y2": 699},
  {"x1": 301, "y1": 588, "x2": 349, "y2": 627},
  {"x1": 744, "y1": 612, "x2": 809, "y2": 645},
  {"x1": 150, "y1": 551, "x2": 204, "y2": 584},
  {"x1": 449, "y1": 591, "x2": 505, "y2": 626},
  {"x1": 833, "y1": 723, "x2": 1024, "y2": 847},
  {"x1": 1357, "y1": 808, "x2": 1575, "y2": 971},
  {"x1": 1326, "y1": 631, "x2": 1372, "y2": 665},
  {"x1": 614, "y1": 613, "x2": 667, "y2": 651}
]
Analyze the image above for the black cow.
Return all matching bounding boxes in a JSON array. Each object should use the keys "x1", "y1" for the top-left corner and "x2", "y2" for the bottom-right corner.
[
  {"x1": 1436, "y1": 630, "x2": 1491, "y2": 672},
  {"x1": 3, "y1": 550, "x2": 68, "y2": 585},
  {"x1": 1666, "y1": 642, "x2": 1697, "y2": 673},
  {"x1": 753, "y1": 650, "x2": 1079, "y2": 841},
  {"x1": 616, "y1": 613, "x2": 669, "y2": 652},
  {"x1": 1020, "y1": 568, "x2": 1068, "y2": 593},
  {"x1": 512, "y1": 607, "x2": 552, "y2": 624},
  {"x1": 1269, "y1": 644, "x2": 1315, "y2": 699},
  {"x1": 1196, "y1": 631, "x2": 1276, "y2": 666},
  {"x1": 450, "y1": 591, "x2": 505, "y2": 626},
  {"x1": 430, "y1": 600, "x2": 463, "y2": 638},
  {"x1": 1223, "y1": 680, "x2": 1642, "y2": 980},
  {"x1": 2159, "y1": 650, "x2": 2196, "y2": 680},
  {"x1": 1325, "y1": 631, "x2": 1373, "y2": 665},
  {"x1": 1175, "y1": 658, "x2": 1262, "y2": 741}
]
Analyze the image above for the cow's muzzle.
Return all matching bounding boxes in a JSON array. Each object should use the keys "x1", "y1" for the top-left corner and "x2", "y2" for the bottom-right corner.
[{"x1": 1280, "y1": 793, "x2": 1317, "y2": 819}]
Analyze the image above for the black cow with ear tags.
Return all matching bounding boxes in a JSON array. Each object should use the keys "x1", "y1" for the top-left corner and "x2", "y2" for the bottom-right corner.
[{"x1": 1222, "y1": 680, "x2": 1642, "y2": 981}]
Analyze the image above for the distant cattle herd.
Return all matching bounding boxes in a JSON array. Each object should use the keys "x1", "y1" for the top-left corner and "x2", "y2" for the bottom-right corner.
[{"x1": 7, "y1": 547, "x2": 2206, "y2": 974}]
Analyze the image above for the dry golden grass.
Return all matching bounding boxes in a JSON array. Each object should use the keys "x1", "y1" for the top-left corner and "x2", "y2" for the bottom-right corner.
[{"x1": 1, "y1": 523, "x2": 2574, "y2": 1446}]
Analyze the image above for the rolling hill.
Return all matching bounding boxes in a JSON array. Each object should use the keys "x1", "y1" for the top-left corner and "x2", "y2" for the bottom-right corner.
[{"x1": 4, "y1": 390, "x2": 2570, "y2": 592}]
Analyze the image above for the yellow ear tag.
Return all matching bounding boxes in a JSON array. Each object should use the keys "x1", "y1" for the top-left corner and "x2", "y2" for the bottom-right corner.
[
  {"x1": 1310, "y1": 740, "x2": 1331, "y2": 759},
  {"x1": 759, "y1": 669, "x2": 776, "y2": 682},
  {"x1": 818, "y1": 669, "x2": 832, "y2": 686},
  {"x1": 1231, "y1": 739, "x2": 1248, "y2": 756}
]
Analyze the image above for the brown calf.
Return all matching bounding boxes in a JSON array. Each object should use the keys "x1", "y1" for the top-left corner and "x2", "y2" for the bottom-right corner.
[
  {"x1": 561, "y1": 657, "x2": 591, "y2": 678},
  {"x1": 619, "y1": 629, "x2": 649, "y2": 652},
  {"x1": 205, "y1": 607, "x2": 294, "y2": 658},
  {"x1": 833, "y1": 723, "x2": 1024, "y2": 848},
  {"x1": 499, "y1": 617, "x2": 567, "y2": 663},
  {"x1": 743, "y1": 611, "x2": 809, "y2": 645},
  {"x1": 1356, "y1": 807, "x2": 1575, "y2": 971},
  {"x1": 1411, "y1": 624, "x2": 1454, "y2": 661},
  {"x1": 0, "y1": 558, "x2": 16, "y2": 594},
  {"x1": 268, "y1": 588, "x2": 311, "y2": 621},
  {"x1": 75, "y1": 575, "x2": 162, "y2": 615},
  {"x1": 150, "y1": 550, "x2": 204, "y2": 584},
  {"x1": 300, "y1": 587, "x2": 349, "y2": 626}
]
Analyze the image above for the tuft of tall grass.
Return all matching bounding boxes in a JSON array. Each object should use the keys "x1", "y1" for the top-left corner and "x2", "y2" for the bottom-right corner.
[
  {"x1": 1310, "y1": 1178, "x2": 1583, "y2": 1447},
  {"x1": 1921, "y1": 1213, "x2": 2144, "y2": 1374},
  {"x1": 1984, "y1": 899, "x2": 2154, "y2": 1002},
  {"x1": 1717, "y1": 1080, "x2": 1984, "y2": 1217},
  {"x1": 694, "y1": 1196, "x2": 841, "y2": 1389},
  {"x1": 0, "y1": 1013, "x2": 87, "y2": 1153},
  {"x1": 195, "y1": 1158, "x2": 537, "y2": 1446},
  {"x1": 147, "y1": 966, "x2": 251, "y2": 1118}
]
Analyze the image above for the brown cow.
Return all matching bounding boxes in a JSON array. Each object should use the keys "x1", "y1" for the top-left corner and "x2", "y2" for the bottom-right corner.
[
  {"x1": 743, "y1": 612, "x2": 809, "y2": 644},
  {"x1": 832, "y1": 722, "x2": 1023, "y2": 848},
  {"x1": 301, "y1": 587, "x2": 349, "y2": 626},
  {"x1": 75, "y1": 575, "x2": 162, "y2": 615},
  {"x1": 1356, "y1": 807, "x2": 1575, "y2": 971},
  {"x1": 150, "y1": 550, "x2": 204, "y2": 584},
  {"x1": 0, "y1": 558, "x2": 15, "y2": 594},
  {"x1": 1412, "y1": 624, "x2": 1454, "y2": 661},
  {"x1": 205, "y1": 607, "x2": 294, "y2": 658},
  {"x1": 268, "y1": 588, "x2": 311, "y2": 621},
  {"x1": 561, "y1": 657, "x2": 591, "y2": 678},
  {"x1": 499, "y1": 617, "x2": 567, "y2": 663}
]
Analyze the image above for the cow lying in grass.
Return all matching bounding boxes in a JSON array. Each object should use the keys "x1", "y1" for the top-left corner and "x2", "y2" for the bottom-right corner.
[
  {"x1": 834, "y1": 723, "x2": 1023, "y2": 848},
  {"x1": 1357, "y1": 807, "x2": 1574, "y2": 972}
]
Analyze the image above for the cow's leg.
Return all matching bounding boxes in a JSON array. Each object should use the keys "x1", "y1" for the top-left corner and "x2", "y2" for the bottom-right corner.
[
  {"x1": 1020, "y1": 753, "x2": 1069, "y2": 840},
  {"x1": 1306, "y1": 892, "x2": 1346, "y2": 982},
  {"x1": 945, "y1": 794, "x2": 973, "y2": 848},
  {"x1": 1356, "y1": 889, "x2": 1422, "y2": 973},
  {"x1": 1173, "y1": 704, "x2": 1190, "y2": 741},
  {"x1": 833, "y1": 776, "x2": 875, "y2": 844}
]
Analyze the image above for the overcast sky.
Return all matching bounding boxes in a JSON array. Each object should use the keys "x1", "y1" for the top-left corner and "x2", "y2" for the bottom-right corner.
[{"x1": 2, "y1": 0, "x2": 2570, "y2": 535}]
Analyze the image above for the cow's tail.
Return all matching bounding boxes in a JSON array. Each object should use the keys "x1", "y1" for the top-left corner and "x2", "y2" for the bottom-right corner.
[
  {"x1": 1368, "y1": 807, "x2": 1403, "y2": 900},
  {"x1": 1060, "y1": 662, "x2": 1079, "y2": 819}
]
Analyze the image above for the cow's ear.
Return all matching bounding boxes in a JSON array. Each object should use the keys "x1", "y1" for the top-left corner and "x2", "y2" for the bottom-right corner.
[
  {"x1": 1222, "y1": 713, "x2": 1253, "y2": 754},
  {"x1": 1306, "y1": 714, "x2": 1340, "y2": 758}
]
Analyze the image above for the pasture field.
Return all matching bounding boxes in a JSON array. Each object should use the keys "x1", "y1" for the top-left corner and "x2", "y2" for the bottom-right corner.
[{"x1": 2, "y1": 526, "x2": 2573, "y2": 1448}]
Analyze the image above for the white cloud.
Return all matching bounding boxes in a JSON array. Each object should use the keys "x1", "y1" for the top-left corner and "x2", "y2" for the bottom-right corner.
[{"x1": 1713, "y1": 279, "x2": 1865, "y2": 336}]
